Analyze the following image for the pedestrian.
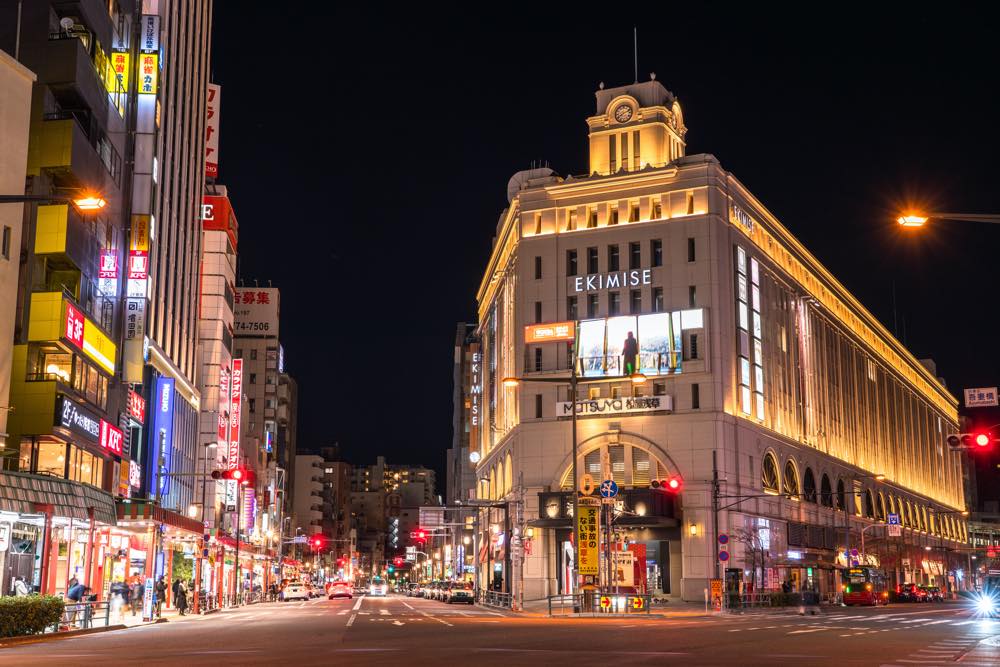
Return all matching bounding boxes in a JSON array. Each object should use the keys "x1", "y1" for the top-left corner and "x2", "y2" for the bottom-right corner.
[
  {"x1": 13, "y1": 576, "x2": 29, "y2": 596},
  {"x1": 176, "y1": 580, "x2": 188, "y2": 616},
  {"x1": 109, "y1": 579, "x2": 126, "y2": 620},
  {"x1": 623, "y1": 331, "x2": 639, "y2": 375},
  {"x1": 65, "y1": 583, "x2": 88, "y2": 627},
  {"x1": 154, "y1": 576, "x2": 167, "y2": 617},
  {"x1": 131, "y1": 578, "x2": 144, "y2": 616},
  {"x1": 172, "y1": 577, "x2": 181, "y2": 607}
]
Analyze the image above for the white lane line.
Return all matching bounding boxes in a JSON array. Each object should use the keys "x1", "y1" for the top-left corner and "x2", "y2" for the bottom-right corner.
[
  {"x1": 418, "y1": 610, "x2": 454, "y2": 627},
  {"x1": 346, "y1": 613, "x2": 357, "y2": 627},
  {"x1": 352, "y1": 597, "x2": 364, "y2": 611},
  {"x1": 788, "y1": 628, "x2": 826, "y2": 634},
  {"x1": 402, "y1": 601, "x2": 414, "y2": 610},
  {"x1": 379, "y1": 608, "x2": 389, "y2": 616}
]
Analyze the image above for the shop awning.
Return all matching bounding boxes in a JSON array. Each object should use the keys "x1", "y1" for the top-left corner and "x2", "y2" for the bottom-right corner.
[
  {"x1": 0, "y1": 471, "x2": 117, "y2": 525},
  {"x1": 116, "y1": 500, "x2": 204, "y2": 534}
]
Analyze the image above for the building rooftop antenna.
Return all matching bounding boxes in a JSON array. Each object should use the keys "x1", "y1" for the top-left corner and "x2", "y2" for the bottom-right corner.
[{"x1": 633, "y1": 26, "x2": 638, "y2": 83}]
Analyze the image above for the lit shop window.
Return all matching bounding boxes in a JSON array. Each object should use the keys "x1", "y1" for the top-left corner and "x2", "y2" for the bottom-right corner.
[{"x1": 735, "y1": 245, "x2": 765, "y2": 420}]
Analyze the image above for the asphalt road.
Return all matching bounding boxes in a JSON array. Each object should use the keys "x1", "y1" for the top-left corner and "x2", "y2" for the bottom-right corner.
[{"x1": 1, "y1": 595, "x2": 998, "y2": 666}]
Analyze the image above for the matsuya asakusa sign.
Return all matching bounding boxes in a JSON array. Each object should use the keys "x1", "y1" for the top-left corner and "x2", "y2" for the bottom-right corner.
[{"x1": 557, "y1": 395, "x2": 672, "y2": 417}]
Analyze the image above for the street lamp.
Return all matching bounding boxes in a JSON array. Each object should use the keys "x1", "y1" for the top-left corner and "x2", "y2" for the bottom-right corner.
[
  {"x1": 0, "y1": 191, "x2": 107, "y2": 214},
  {"x1": 896, "y1": 211, "x2": 1000, "y2": 228}
]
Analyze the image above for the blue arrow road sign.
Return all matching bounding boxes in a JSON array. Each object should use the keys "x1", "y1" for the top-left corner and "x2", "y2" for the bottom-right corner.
[
  {"x1": 600, "y1": 479, "x2": 619, "y2": 498},
  {"x1": 888, "y1": 513, "x2": 900, "y2": 525}
]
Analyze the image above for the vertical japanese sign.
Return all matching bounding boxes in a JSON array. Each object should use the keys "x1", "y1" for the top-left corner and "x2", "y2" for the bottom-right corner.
[
  {"x1": 227, "y1": 359, "x2": 243, "y2": 509},
  {"x1": 469, "y1": 346, "x2": 481, "y2": 458},
  {"x1": 577, "y1": 502, "x2": 599, "y2": 576},
  {"x1": 64, "y1": 302, "x2": 85, "y2": 349},
  {"x1": 205, "y1": 83, "x2": 221, "y2": 179},
  {"x1": 152, "y1": 377, "x2": 175, "y2": 497}
]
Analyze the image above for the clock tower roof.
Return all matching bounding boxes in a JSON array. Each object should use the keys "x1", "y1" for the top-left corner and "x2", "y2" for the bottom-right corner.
[{"x1": 595, "y1": 80, "x2": 676, "y2": 114}]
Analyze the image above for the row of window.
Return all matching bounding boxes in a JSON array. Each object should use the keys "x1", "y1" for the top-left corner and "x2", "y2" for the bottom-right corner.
[
  {"x1": 539, "y1": 191, "x2": 697, "y2": 234},
  {"x1": 760, "y1": 452, "x2": 965, "y2": 541},
  {"x1": 19, "y1": 438, "x2": 106, "y2": 489},
  {"x1": 26, "y1": 345, "x2": 109, "y2": 411},
  {"x1": 557, "y1": 238, "x2": 696, "y2": 278},
  {"x1": 538, "y1": 285, "x2": 696, "y2": 323}
]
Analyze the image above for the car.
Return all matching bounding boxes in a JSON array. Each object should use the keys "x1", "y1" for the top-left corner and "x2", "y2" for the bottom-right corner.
[
  {"x1": 369, "y1": 576, "x2": 388, "y2": 597},
  {"x1": 446, "y1": 583, "x2": 474, "y2": 604},
  {"x1": 282, "y1": 581, "x2": 309, "y2": 601},
  {"x1": 407, "y1": 583, "x2": 421, "y2": 597},
  {"x1": 327, "y1": 581, "x2": 353, "y2": 599},
  {"x1": 920, "y1": 586, "x2": 944, "y2": 602},
  {"x1": 898, "y1": 583, "x2": 928, "y2": 602}
]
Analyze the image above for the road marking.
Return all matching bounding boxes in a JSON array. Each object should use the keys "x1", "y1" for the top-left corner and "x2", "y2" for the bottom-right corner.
[
  {"x1": 392, "y1": 620, "x2": 404, "y2": 626},
  {"x1": 402, "y1": 601, "x2": 414, "y2": 610},
  {"x1": 418, "y1": 610, "x2": 454, "y2": 627},
  {"x1": 379, "y1": 608, "x2": 389, "y2": 616},
  {"x1": 346, "y1": 613, "x2": 357, "y2": 627},
  {"x1": 788, "y1": 628, "x2": 826, "y2": 634},
  {"x1": 338, "y1": 610, "x2": 348, "y2": 615},
  {"x1": 352, "y1": 597, "x2": 364, "y2": 611},
  {"x1": 728, "y1": 629, "x2": 742, "y2": 632}
]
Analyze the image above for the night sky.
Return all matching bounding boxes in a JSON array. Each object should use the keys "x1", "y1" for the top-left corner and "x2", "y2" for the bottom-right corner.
[{"x1": 211, "y1": 9, "x2": 1000, "y2": 482}]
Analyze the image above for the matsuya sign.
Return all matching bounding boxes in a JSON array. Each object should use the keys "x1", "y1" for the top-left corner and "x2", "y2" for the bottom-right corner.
[{"x1": 557, "y1": 395, "x2": 672, "y2": 417}]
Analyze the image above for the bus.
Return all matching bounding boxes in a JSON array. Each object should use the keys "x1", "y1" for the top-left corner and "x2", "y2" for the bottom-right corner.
[{"x1": 842, "y1": 567, "x2": 889, "y2": 606}]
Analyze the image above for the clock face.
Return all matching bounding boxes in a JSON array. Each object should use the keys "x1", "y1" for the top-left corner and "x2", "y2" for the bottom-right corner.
[{"x1": 614, "y1": 104, "x2": 633, "y2": 123}]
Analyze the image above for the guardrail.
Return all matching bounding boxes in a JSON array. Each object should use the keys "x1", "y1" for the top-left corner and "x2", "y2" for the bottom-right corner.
[
  {"x1": 547, "y1": 592, "x2": 653, "y2": 616},
  {"x1": 49, "y1": 599, "x2": 113, "y2": 633},
  {"x1": 478, "y1": 590, "x2": 513, "y2": 609}
]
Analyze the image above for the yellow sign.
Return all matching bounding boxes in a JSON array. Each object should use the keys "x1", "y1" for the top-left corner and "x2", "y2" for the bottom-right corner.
[
  {"x1": 599, "y1": 595, "x2": 611, "y2": 609},
  {"x1": 82, "y1": 316, "x2": 117, "y2": 375},
  {"x1": 710, "y1": 578, "x2": 723, "y2": 611},
  {"x1": 131, "y1": 215, "x2": 150, "y2": 252},
  {"x1": 138, "y1": 53, "x2": 158, "y2": 95},
  {"x1": 577, "y1": 504, "x2": 599, "y2": 576},
  {"x1": 631, "y1": 596, "x2": 644, "y2": 610},
  {"x1": 107, "y1": 51, "x2": 130, "y2": 93}
]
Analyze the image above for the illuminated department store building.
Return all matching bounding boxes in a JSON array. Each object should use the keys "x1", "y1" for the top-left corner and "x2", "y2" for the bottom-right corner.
[{"x1": 472, "y1": 79, "x2": 967, "y2": 602}]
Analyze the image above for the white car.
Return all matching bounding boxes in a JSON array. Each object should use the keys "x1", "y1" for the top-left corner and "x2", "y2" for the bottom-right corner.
[
  {"x1": 283, "y1": 581, "x2": 309, "y2": 601},
  {"x1": 369, "y1": 577, "x2": 388, "y2": 596}
]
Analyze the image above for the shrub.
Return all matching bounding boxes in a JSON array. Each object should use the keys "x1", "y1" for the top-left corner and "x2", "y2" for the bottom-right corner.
[
  {"x1": 768, "y1": 592, "x2": 802, "y2": 607},
  {"x1": 0, "y1": 595, "x2": 65, "y2": 637}
]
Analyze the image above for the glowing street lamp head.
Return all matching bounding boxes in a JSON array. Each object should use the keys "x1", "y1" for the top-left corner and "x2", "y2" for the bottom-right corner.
[
  {"x1": 502, "y1": 377, "x2": 520, "y2": 388},
  {"x1": 630, "y1": 373, "x2": 648, "y2": 385},
  {"x1": 73, "y1": 193, "x2": 107, "y2": 213},
  {"x1": 897, "y1": 213, "x2": 928, "y2": 228}
]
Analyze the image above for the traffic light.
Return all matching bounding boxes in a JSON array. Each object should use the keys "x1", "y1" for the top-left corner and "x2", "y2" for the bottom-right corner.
[
  {"x1": 387, "y1": 565, "x2": 394, "y2": 574},
  {"x1": 394, "y1": 557, "x2": 403, "y2": 566},
  {"x1": 210, "y1": 467, "x2": 251, "y2": 483},
  {"x1": 410, "y1": 529, "x2": 427, "y2": 543},
  {"x1": 651, "y1": 477, "x2": 682, "y2": 493},
  {"x1": 947, "y1": 432, "x2": 996, "y2": 450}
]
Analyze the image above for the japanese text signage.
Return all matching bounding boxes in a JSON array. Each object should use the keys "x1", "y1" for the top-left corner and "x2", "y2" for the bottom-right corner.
[
  {"x1": 205, "y1": 83, "x2": 221, "y2": 178},
  {"x1": 138, "y1": 53, "x2": 158, "y2": 95},
  {"x1": 127, "y1": 389, "x2": 146, "y2": 423},
  {"x1": 964, "y1": 387, "x2": 998, "y2": 408},
  {"x1": 129, "y1": 460, "x2": 142, "y2": 489},
  {"x1": 577, "y1": 502, "x2": 599, "y2": 576},
  {"x1": 557, "y1": 396, "x2": 671, "y2": 417},
  {"x1": 99, "y1": 419, "x2": 123, "y2": 455},
  {"x1": 152, "y1": 377, "x2": 175, "y2": 495},
  {"x1": 233, "y1": 288, "x2": 279, "y2": 335},
  {"x1": 525, "y1": 321, "x2": 576, "y2": 344},
  {"x1": 140, "y1": 15, "x2": 159, "y2": 53},
  {"x1": 63, "y1": 300, "x2": 116, "y2": 374},
  {"x1": 64, "y1": 302, "x2": 85, "y2": 349},
  {"x1": 124, "y1": 298, "x2": 145, "y2": 340},
  {"x1": 56, "y1": 395, "x2": 100, "y2": 443},
  {"x1": 98, "y1": 249, "x2": 119, "y2": 297}
]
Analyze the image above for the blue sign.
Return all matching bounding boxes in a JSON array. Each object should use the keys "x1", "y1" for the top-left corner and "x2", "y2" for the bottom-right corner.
[
  {"x1": 888, "y1": 513, "x2": 900, "y2": 525},
  {"x1": 718, "y1": 533, "x2": 730, "y2": 546},
  {"x1": 718, "y1": 550, "x2": 730, "y2": 562},
  {"x1": 599, "y1": 479, "x2": 619, "y2": 498},
  {"x1": 152, "y1": 377, "x2": 175, "y2": 496}
]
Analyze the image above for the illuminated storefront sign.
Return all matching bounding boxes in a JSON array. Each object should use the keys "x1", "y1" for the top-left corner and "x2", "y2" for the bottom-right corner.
[
  {"x1": 127, "y1": 389, "x2": 146, "y2": 423},
  {"x1": 138, "y1": 53, "x2": 158, "y2": 95},
  {"x1": 731, "y1": 204, "x2": 756, "y2": 235},
  {"x1": 205, "y1": 84, "x2": 221, "y2": 178},
  {"x1": 556, "y1": 395, "x2": 672, "y2": 417},
  {"x1": 124, "y1": 298, "x2": 145, "y2": 340},
  {"x1": 572, "y1": 269, "x2": 650, "y2": 293},
  {"x1": 525, "y1": 321, "x2": 575, "y2": 343},
  {"x1": 227, "y1": 360, "x2": 243, "y2": 510},
  {"x1": 106, "y1": 51, "x2": 129, "y2": 93},
  {"x1": 99, "y1": 419, "x2": 123, "y2": 455},
  {"x1": 129, "y1": 460, "x2": 143, "y2": 489},
  {"x1": 577, "y1": 502, "x2": 599, "y2": 576},
  {"x1": 55, "y1": 395, "x2": 100, "y2": 442},
  {"x1": 128, "y1": 252, "x2": 148, "y2": 280},
  {"x1": 140, "y1": 15, "x2": 160, "y2": 53},
  {"x1": 98, "y1": 250, "x2": 119, "y2": 296},
  {"x1": 468, "y1": 347, "x2": 482, "y2": 454},
  {"x1": 153, "y1": 377, "x2": 175, "y2": 495},
  {"x1": 62, "y1": 300, "x2": 116, "y2": 374}
]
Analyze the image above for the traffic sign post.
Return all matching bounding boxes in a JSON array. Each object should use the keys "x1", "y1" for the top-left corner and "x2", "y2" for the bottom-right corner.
[{"x1": 599, "y1": 479, "x2": 619, "y2": 499}]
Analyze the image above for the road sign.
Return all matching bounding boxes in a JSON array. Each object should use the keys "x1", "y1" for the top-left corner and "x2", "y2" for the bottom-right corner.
[
  {"x1": 710, "y1": 579, "x2": 723, "y2": 611},
  {"x1": 965, "y1": 387, "x2": 998, "y2": 407},
  {"x1": 292, "y1": 535, "x2": 307, "y2": 544},
  {"x1": 888, "y1": 513, "x2": 900, "y2": 525},
  {"x1": 850, "y1": 548, "x2": 859, "y2": 558},
  {"x1": 631, "y1": 596, "x2": 644, "y2": 610},
  {"x1": 718, "y1": 550, "x2": 730, "y2": 562},
  {"x1": 599, "y1": 479, "x2": 619, "y2": 499},
  {"x1": 718, "y1": 533, "x2": 729, "y2": 545},
  {"x1": 888, "y1": 525, "x2": 901, "y2": 537},
  {"x1": 599, "y1": 595, "x2": 612, "y2": 609}
]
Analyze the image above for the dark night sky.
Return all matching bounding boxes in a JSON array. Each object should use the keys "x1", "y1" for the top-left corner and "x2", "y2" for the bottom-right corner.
[{"x1": 211, "y1": 9, "x2": 1000, "y2": 481}]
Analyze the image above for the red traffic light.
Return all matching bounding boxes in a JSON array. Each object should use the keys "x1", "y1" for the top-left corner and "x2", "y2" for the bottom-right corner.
[
  {"x1": 651, "y1": 477, "x2": 682, "y2": 492},
  {"x1": 312, "y1": 536, "x2": 322, "y2": 548},
  {"x1": 667, "y1": 477, "x2": 681, "y2": 491},
  {"x1": 210, "y1": 467, "x2": 252, "y2": 482},
  {"x1": 232, "y1": 468, "x2": 243, "y2": 481},
  {"x1": 975, "y1": 432, "x2": 991, "y2": 447},
  {"x1": 394, "y1": 557, "x2": 403, "y2": 566}
]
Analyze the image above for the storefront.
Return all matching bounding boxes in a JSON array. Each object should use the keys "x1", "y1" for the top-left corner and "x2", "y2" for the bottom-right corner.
[{"x1": 0, "y1": 470, "x2": 118, "y2": 597}]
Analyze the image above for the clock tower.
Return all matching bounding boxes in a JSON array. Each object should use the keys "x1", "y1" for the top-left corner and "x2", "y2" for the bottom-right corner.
[{"x1": 587, "y1": 79, "x2": 687, "y2": 176}]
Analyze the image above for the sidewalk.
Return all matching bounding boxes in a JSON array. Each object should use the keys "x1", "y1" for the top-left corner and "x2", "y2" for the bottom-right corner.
[{"x1": 518, "y1": 598, "x2": 718, "y2": 619}]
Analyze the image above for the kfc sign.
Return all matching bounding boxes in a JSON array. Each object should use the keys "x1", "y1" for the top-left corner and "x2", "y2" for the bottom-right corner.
[
  {"x1": 64, "y1": 302, "x2": 85, "y2": 349},
  {"x1": 127, "y1": 389, "x2": 146, "y2": 423},
  {"x1": 100, "y1": 419, "x2": 123, "y2": 455},
  {"x1": 128, "y1": 251, "x2": 149, "y2": 280}
]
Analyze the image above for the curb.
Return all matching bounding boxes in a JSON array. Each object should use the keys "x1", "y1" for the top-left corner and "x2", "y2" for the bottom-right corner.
[{"x1": 0, "y1": 624, "x2": 127, "y2": 648}]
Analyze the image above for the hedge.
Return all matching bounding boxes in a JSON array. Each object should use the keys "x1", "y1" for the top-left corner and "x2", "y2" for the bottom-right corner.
[{"x1": 0, "y1": 595, "x2": 65, "y2": 637}]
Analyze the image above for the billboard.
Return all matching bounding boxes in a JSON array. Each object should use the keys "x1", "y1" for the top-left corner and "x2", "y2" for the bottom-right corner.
[
  {"x1": 525, "y1": 321, "x2": 575, "y2": 344},
  {"x1": 233, "y1": 288, "x2": 279, "y2": 336},
  {"x1": 577, "y1": 503, "x2": 599, "y2": 576},
  {"x1": 576, "y1": 311, "x2": 692, "y2": 378},
  {"x1": 152, "y1": 377, "x2": 175, "y2": 496},
  {"x1": 99, "y1": 419, "x2": 123, "y2": 455},
  {"x1": 62, "y1": 299, "x2": 116, "y2": 374},
  {"x1": 205, "y1": 83, "x2": 221, "y2": 179}
]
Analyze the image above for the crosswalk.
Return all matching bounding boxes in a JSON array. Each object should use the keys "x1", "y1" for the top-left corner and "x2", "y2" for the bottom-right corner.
[
  {"x1": 722, "y1": 611, "x2": 985, "y2": 637},
  {"x1": 879, "y1": 627, "x2": 1000, "y2": 666}
]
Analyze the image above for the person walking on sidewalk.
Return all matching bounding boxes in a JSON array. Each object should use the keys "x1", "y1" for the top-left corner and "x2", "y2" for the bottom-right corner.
[
  {"x1": 131, "y1": 578, "x2": 144, "y2": 616},
  {"x1": 154, "y1": 576, "x2": 167, "y2": 618},
  {"x1": 176, "y1": 580, "x2": 188, "y2": 616}
]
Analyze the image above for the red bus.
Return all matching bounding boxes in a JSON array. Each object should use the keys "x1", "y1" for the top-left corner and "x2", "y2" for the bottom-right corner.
[{"x1": 842, "y1": 567, "x2": 889, "y2": 606}]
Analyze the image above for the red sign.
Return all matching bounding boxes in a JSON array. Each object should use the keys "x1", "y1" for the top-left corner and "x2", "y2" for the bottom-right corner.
[
  {"x1": 228, "y1": 359, "x2": 243, "y2": 470},
  {"x1": 99, "y1": 419, "x2": 123, "y2": 455},
  {"x1": 205, "y1": 83, "x2": 221, "y2": 178},
  {"x1": 99, "y1": 250, "x2": 119, "y2": 279},
  {"x1": 218, "y1": 365, "x2": 230, "y2": 446},
  {"x1": 128, "y1": 251, "x2": 148, "y2": 280},
  {"x1": 64, "y1": 302, "x2": 85, "y2": 349},
  {"x1": 127, "y1": 389, "x2": 146, "y2": 423}
]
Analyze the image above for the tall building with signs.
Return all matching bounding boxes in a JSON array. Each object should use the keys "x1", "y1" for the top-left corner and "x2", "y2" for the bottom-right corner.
[
  {"x1": 447, "y1": 322, "x2": 479, "y2": 505},
  {"x1": 473, "y1": 79, "x2": 967, "y2": 602}
]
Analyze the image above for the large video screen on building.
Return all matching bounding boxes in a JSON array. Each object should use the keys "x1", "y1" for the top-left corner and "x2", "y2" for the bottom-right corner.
[
  {"x1": 575, "y1": 309, "x2": 700, "y2": 377},
  {"x1": 578, "y1": 319, "x2": 606, "y2": 377}
]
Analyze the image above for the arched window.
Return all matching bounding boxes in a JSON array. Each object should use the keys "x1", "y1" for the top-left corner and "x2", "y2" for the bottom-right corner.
[
  {"x1": 864, "y1": 489, "x2": 875, "y2": 519},
  {"x1": 836, "y1": 479, "x2": 846, "y2": 511},
  {"x1": 761, "y1": 453, "x2": 779, "y2": 493},
  {"x1": 504, "y1": 453, "x2": 513, "y2": 495},
  {"x1": 820, "y1": 474, "x2": 833, "y2": 507},
  {"x1": 496, "y1": 463, "x2": 504, "y2": 499},
  {"x1": 877, "y1": 492, "x2": 887, "y2": 522},
  {"x1": 489, "y1": 468, "x2": 496, "y2": 500},
  {"x1": 803, "y1": 468, "x2": 817, "y2": 503},
  {"x1": 887, "y1": 495, "x2": 896, "y2": 518},
  {"x1": 783, "y1": 460, "x2": 799, "y2": 499},
  {"x1": 921, "y1": 507, "x2": 929, "y2": 532}
]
